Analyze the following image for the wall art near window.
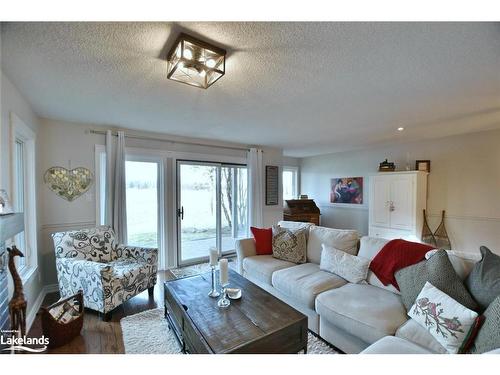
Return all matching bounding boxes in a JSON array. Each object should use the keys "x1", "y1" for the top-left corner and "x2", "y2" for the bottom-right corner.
[
  {"x1": 0, "y1": 190, "x2": 14, "y2": 215},
  {"x1": 330, "y1": 177, "x2": 363, "y2": 204},
  {"x1": 265, "y1": 165, "x2": 279, "y2": 206},
  {"x1": 44, "y1": 166, "x2": 94, "y2": 202}
]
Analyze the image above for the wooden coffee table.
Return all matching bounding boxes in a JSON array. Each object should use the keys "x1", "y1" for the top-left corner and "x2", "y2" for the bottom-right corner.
[{"x1": 164, "y1": 269, "x2": 308, "y2": 354}]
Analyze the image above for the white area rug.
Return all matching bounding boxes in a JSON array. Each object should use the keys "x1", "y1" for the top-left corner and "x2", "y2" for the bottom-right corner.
[
  {"x1": 121, "y1": 309, "x2": 182, "y2": 354},
  {"x1": 120, "y1": 308, "x2": 338, "y2": 354},
  {"x1": 169, "y1": 259, "x2": 237, "y2": 279}
]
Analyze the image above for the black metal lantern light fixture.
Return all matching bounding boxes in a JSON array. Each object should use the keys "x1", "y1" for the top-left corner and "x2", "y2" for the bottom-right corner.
[{"x1": 166, "y1": 33, "x2": 226, "y2": 89}]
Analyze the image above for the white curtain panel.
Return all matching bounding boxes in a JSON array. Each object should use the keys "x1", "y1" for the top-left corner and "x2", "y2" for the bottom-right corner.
[
  {"x1": 247, "y1": 148, "x2": 264, "y2": 228},
  {"x1": 105, "y1": 130, "x2": 115, "y2": 226},
  {"x1": 105, "y1": 130, "x2": 128, "y2": 243},
  {"x1": 113, "y1": 131, "x2": 128, "y2": 243}
]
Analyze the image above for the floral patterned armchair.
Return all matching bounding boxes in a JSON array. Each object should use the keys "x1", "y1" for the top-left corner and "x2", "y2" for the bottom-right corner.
[{"x1": 52, "y1": 226, "x2": 158, "y2": 320}]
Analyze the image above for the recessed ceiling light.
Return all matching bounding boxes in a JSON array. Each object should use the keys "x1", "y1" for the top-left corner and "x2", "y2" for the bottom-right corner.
[
  {"x1": 167, "y1": 33, "x2": 226, "y2": 89},
  {"x1": 397, "y1": 127, "x2": 405, "y2": 131}
]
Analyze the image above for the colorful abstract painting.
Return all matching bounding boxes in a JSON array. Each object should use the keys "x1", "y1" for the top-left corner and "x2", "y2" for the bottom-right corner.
[{"x1": 330, "y1": 177, "x2": 363, "y2": 204}]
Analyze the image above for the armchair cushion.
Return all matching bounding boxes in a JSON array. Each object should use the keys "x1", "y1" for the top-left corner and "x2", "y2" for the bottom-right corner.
[
  {"x1": 52, "y1": 225, "x2": 116, "y2": 262},
  {"x1": 102, "y1": 259, "x2": 158, "y2": 312}
]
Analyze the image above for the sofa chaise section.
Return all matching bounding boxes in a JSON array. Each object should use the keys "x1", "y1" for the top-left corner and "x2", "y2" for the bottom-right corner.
[
  {"x1": 361, "y1": 336, "x2": 434, "y2": 354},
  {"x1": 316, "y1": 283, "x2": 408, "y2": 353}
]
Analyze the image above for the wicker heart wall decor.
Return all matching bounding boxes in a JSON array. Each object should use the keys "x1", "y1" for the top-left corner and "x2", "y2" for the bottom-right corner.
[{"x1": 44, "y1": 166, "x2": 94, "y2": 202}]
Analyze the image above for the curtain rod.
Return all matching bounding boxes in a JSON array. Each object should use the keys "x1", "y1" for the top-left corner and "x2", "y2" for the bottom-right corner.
[{"x1": 87, "y1": 129, "x2": 252, "y2": 152}]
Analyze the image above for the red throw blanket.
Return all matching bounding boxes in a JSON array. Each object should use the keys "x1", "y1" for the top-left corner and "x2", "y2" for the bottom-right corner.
[{"x1": 369, "y1": 239, "x2": 434, "y2": 290}]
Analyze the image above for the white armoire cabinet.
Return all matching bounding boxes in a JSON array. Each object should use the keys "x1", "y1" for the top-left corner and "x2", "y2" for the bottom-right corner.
[{"x1": 369, "y1": 171, "x2": 428, "y2": 241}]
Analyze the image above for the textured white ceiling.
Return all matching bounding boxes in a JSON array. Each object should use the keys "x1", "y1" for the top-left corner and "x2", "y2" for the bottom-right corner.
[{"x1": 1, "y1": 22, "x2": 500, "y2": 157}]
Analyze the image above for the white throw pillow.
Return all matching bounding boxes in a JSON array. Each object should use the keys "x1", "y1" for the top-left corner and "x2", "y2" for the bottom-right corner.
[
  {"x1": 408, "y1": 282, "x2": 479, "y2": 354},
  {"x1": 320, "y1": 244, "x2": 370, "y2": 284}
]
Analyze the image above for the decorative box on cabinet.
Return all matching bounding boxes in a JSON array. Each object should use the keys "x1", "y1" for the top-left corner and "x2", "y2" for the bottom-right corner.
[{"x1": 369, "y1": 171, "x2": 427, "y2": 241}]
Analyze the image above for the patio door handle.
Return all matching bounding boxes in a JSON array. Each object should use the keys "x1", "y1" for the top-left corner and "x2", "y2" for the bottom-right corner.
[{"x1": 177, "y1": 206, "x2": 184, "y2": 220}]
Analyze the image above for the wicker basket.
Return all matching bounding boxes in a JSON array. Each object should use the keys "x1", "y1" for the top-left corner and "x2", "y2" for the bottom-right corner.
[{"x1": 41, "y1": 290, "x2": 84, "y2": 348}]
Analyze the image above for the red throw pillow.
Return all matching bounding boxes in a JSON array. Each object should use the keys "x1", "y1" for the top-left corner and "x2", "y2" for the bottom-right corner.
[
  {"x1": 250, "y1": 227, "x2": 273, "y2": 255},
  {"x1": 369, "y1": 239, "x2": 434, "y2": 290}
]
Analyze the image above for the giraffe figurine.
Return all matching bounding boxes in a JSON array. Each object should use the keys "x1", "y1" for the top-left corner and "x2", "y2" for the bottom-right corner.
[{"x1": 8, "y1": 245, "x2": 27, "y2": 338}]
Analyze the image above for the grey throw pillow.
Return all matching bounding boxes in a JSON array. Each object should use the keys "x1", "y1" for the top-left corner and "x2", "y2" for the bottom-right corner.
[
  {"x1": 465, "y1": 246, "x2": 500, "y2": 311},
  {"x1": 395, "y1": 249, "x2": 478, "y2": 312},
  {"x1": 470, "y1": 295, "x2": 500, "y2": 354},
  {"x1": 272, "y1": 226, "x2": 307, "y2": 264}
]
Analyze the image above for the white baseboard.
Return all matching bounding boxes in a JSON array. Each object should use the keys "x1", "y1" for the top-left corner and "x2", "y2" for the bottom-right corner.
[
  {"x1": 26, "y1": 284, "x2": 59, "y2": 332},
  {"x1": 44, "y1": 284, "x2": 59, "y2": 294}
]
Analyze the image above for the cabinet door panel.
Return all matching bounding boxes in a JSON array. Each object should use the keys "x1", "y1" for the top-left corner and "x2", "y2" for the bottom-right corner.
[
  {"x1": 370, "y1": 176, "x2": 391, "y2": 227},
  {"x1": 390, "y1": 176, "x2": 414, "y2": 230}
]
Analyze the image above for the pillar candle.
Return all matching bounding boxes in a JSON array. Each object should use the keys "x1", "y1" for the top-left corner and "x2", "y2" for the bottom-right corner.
[
  {"x1": 219, "y1": 258, "x2": 229, "y2": 285},
  {"x1": 209, "y1": 248, "x2": 218, "y2": 267}
]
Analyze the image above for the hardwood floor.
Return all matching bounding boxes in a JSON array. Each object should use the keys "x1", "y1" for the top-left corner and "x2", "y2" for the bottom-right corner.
[{"x1": 28, "y1": 270, "x2": 175, "y2": 354}]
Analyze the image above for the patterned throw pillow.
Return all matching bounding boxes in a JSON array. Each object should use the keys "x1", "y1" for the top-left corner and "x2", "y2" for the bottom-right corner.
[
  {"x1": 470, "y1": 295, "x2": 500, "y2": 354},
  {"x1": 465, "y1": 246, "x2": 500, "y2": 311},
  {"x1": 272, "y1": 226, "x2": 307, "y2": 264},
  {"x1": 408, "y1": 282, "x2": 479, "y2": 354},
  {"x1": 320, "y1": 244, "x2": 370, "y2": 284},
  {"x1": 395, "y1": 249, "x2": 478, "y2": 312}
]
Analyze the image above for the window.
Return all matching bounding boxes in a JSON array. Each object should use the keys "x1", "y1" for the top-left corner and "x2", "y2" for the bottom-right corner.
[
  {"x1": 283, "y1": 166, "x2": 299, "y2": 201},
  {"x1": 125, "y1": 160, "x2": 160, "y2": 248},
  {"x1": 95, "y1": 146, "x2": 165, "y2": 266},
  {"x1": 10, "y1": 113, "x2": 37, "y2": 280},
  {"x1": 13, "y1": 140, "x2": 26, "y2": 269}
]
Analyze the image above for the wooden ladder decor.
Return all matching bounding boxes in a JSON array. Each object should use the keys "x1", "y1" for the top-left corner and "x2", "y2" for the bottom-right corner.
[
  {"x1": 421, "y1": 209, "x2": 437, "y2": 247},
  {"x1": 434, "y1": 210, "x2": 452, "y2": 250}
]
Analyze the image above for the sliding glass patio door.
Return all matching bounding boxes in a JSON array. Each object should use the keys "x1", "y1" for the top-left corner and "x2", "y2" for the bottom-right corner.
[{"x1": 177, "y1": 160, "x2": 248, "y2": 266}]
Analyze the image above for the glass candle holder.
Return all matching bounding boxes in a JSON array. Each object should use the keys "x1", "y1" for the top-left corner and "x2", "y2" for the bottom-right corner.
[
  {"x1": 208, "y1": 265, "x2": 220, "y2": 298},
  {"x1": 217, "y1": 283, "x2": 230, "y2": 308}
]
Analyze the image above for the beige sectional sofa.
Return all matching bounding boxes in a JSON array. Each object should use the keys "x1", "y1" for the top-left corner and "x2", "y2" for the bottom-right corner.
[{"x1": 235, "y1": 221, "x2": 497, "y2": 354}]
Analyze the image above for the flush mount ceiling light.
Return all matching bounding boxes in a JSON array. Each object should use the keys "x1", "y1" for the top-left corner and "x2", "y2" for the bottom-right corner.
[
  {"x1": 397, "y1": 127, "x2": 405, "y2": 131},
  {"x1": 166, "y1": 33, "x2": 226, "y2": 89}
]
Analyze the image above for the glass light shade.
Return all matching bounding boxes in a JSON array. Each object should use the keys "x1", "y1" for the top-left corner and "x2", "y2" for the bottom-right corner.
[{"x1": 167, "y1": 33, "x2": 226, "y2": 89}]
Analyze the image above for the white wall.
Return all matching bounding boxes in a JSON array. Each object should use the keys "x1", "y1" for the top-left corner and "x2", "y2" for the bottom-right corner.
[
  {"x1": 301, "y1": 129, "x2": 500, "y2": 254},
  {"x1": 38, "y1": 118, "x2": 286, "y2": 284},
  {"x1": 0, "y1": 71, "x2": 44, "y2": 322},
  {"x1": 1, "y1": 73, "x2": 40, "y2": 185},
  {"x1": 283, "y1": 156, "x2": 300, "y2": 168}
]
